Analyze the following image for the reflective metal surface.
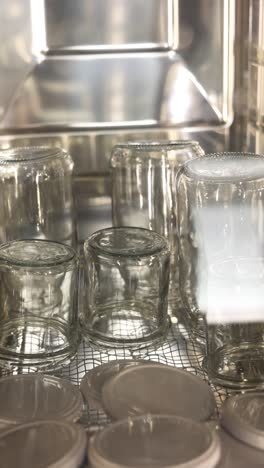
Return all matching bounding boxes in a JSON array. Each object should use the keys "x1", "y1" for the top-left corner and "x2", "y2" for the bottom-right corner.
[
  {"x1": 0, "y1": 0, "x2": 234, "y2": 132},
  {"x1": 42, "y1": 0, "x2": 177, "y2": 52}
]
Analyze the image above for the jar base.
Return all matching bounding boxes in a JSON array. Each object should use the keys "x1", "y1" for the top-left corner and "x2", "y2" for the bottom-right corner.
[
  {"x1": 0, "y1": 317, "x2": 79, "y2": 371},
  {"x1": 205, "y1": 344, "x2": 264, "y2": 389}
]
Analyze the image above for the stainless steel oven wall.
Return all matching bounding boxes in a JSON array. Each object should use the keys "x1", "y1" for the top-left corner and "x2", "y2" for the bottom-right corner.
[{"x1": 0, "y1": 0, "x2": 235, "y2": 239}]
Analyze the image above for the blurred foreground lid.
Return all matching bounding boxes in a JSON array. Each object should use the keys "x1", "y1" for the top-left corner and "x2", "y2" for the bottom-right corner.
[
  {"x1": 0, "y1": 374, "x2": 83, "y2": 428},
  {"x1": 102, "y1": 363, "x2": 216, "y2": 421},
  {"x1": 221, "y1": 392, "x2": 264, "y2": 450},
  {"x1": 0, "y1": 419, "x2": 87, "y2": 468},
  {"x1": 88, "y1": 414, "x2": 221, "y2": 468},
  {"x1": 80, "y1": 359, "x2": 154, "y2": 410}
]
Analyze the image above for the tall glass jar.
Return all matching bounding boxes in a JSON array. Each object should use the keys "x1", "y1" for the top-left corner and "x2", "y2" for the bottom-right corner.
[
  {"x1": 0, "y1": 146, "x2": 76, "y2": 246},
  {"x1": 177, "y1": 152, "x2": 264, "y2": 387},
  {"x1": 110, "y1": 140, "x2": 204, "y2": 317}
]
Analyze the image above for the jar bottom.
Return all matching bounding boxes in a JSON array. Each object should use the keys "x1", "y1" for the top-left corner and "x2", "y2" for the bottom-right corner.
[
  {"x1": 82, "y1": 301, "x2": 170, "y2": 349},
  {"x1": 205, "y1": 343, "x2": 264, "y2": 389},
  {"x1": 0, "y1": 317, "x2": 79, "y2": 371}
]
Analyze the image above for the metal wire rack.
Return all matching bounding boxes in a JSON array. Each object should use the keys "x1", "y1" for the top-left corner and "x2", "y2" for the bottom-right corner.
[{"x1": 52, "y1": 321, "x2": 232, "y2": 431}]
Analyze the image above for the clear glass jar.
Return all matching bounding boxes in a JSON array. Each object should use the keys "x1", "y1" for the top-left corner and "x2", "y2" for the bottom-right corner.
[
  {"x1": 110, "y1": 140, "x2": 204, "y2": 316},
  {"x1": 0, "y1": 239, "x2": 79, "y2": 370},
  {"x1": 177, "y1": 152, "x2": 264, "y2": 387},
  {"x1": 82, "y1": 227, "x2": 170, "y2": 348},
  {"x1": 0, "y1": 146, "x2": 76, "y2": 246}
]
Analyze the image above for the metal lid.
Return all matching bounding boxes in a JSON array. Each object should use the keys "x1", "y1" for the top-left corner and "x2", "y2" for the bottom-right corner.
[
  {"x1": 218, "y1": 427, "x2": 264, "y2": 468},
  {"x1": 88, "y1": 414, "x2": 221, "y2": 468},
  {"x1": 0, "y1": 374, "x2": 83, "y2": 428},
  {"x1": 0, "y1": 420, "x2": 87, "y2": 468},
  {"x1": 101, "y1": 363, "x2": 216, "y2": 422},
  {"x1": 80, "y1": 360, "x2": 153, "y2": 410},
  {"x1": 221, "y1": 392, "x2": 264, "y2": 450}
]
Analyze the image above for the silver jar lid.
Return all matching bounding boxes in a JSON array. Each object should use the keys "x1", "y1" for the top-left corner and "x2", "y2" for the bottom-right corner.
[
  {"x1": 0, "y1": 420, "x2": 87, "y2": 468},
  {"x1": 102, "y1": 363, "x2": 216, "y2": 421},
  {"x1": 221, "y1": 392, "x2": 264, "y2": 450},
  {"x1": 0, "y1": 374, "x2": 83, "y2": 428},
  {"x1": 80, "y1": 359, "x2": 154, "y2": 410},
  {"x1": 88, "y1": 414, "x2": 221, "y2": 468},
  {"x1": 218, "y1": 427, "x2": 264, "y2": 468}
]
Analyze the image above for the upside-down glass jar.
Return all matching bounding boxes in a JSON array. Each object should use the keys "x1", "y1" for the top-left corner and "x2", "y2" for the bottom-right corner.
[
  {"x1": 0, "y1": 146, "x2": 76, "y2": 246},
  {"x1": 0, "y1": 239, "x2": 79, "y2": 370},
  {"x1": 110, "y1": 140, "x2": 204, "y2": 318},
  {"x1": 177, "y1": 152, "x2": 264, "y2": 388},
  {"x1": 82, "y1": 226, "x2": 170, "y2": 349}
]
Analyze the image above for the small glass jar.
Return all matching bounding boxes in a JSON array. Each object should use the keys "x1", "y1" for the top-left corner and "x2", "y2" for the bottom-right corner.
[
  {"x1": 0, "y1": 146, "x2": 76, "y2": 246},
  {"x1": 110, "y1": 140, "x2": 204, "y2": 316},
  {"x1": 0, "y1": 239, "x2": 79, "y2": 370},
  {"x1": 177, "y1": 152, "x2": 264, "y2": 387},
  {"x1": 82, "y1": 226, "x2": 170, "y2": 348}
]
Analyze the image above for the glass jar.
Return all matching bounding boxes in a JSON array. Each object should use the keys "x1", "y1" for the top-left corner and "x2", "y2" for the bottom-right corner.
[
  {"x1": 0, "y1": 239, "x2": 79, "y2": 370},
  {"x1": 110, "y1": 140, "x2": 204, "y2": 316},
  {"x1": 177, "y1": 152, "x2": 264, "y2": 387},
  {"x1": 82, "y1": 227, "x2": 170, "y2": 348},
  {"x1": 0, "y1": 146, "x2": 76, "y2": 246}
]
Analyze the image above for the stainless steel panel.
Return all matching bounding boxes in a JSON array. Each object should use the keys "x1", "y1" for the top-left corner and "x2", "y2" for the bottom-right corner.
[
  {"x1": 2, "y1": 53, "x2": 223, "y2": 130},
  {"x1": 248, "y1": 0, "x2": 264, "y2": 128},
  {"x1": 42, "y1": 0, "x2": 177, "y2": 52},
  {"x1": 0, "y1": 0, "x2": 234, "y2": 134}
]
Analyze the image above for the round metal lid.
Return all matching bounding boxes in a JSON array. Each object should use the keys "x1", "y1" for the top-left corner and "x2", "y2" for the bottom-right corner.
[
  {"x1": 0, "y1": 374, "x2": 83, "y2": 428},
  {"x1": 221, "y1": 392, "x2": 264, "y2": 450},
  {"x1": 0, "y1": 420, "x2": 87, "y2": 468},
  {"x1": 218, "y1": 427, "x2": 264, "y2": 468},
  {"x1": 80, "y1": 360, "x2": 153, "y2": 410},
  {"x1": 101, "y1": 363, "x2": 216, "y2": 422},
  {"x1": 88, "y1": 414, "x2": 221, "y2": 468}
]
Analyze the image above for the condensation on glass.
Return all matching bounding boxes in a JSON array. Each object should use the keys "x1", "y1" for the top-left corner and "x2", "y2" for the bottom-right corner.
[
  {"x1": 0, "y1": 239, "x2": 79, "y2": 370},
  {"x1": 110, "y1": 140, "x2": 204, "y2": 316},
  {"x1": 0, "y1": 146, "x2": 76, "y2": 246},
  {"x1": 82, "y1": 227, "x2": 170, "y2": 348},
  {"x1": 177, "y1": 152, "x2": 264, "y2": 388}
]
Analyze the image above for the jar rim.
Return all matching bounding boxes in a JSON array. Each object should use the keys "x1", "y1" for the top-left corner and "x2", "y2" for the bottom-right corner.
[{"x1": 0, "y1": 146, "x2": 67, "y2": 164}]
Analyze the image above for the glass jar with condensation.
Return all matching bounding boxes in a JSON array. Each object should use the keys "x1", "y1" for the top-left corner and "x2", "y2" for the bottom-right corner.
[
  {"x1": 110, "y1": 141, "x2": 204, "y2": 316},
  {"x1": 0, "y1": 146, "x2": 76, "y2": 246},
  {"x1": 82, "y1": 227, "x2": 170, "y2": 348},
  {"x1": 0, "y1": 239, "x2": 79, "y2": 370},
  {"x1": 177, "y1": 152, "x2": 264, "y2": 387}
]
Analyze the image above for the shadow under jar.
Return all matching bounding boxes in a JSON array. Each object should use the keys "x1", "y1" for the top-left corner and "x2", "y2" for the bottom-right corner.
[
  {"x1": 82, "y1": 227, "x2": 170, "y2": 349},
  {"x1": 0, "y1": 146, "x2": 76, "y2": 246},
  {"x1": 110, "y1": 141, "x2": 204, "y2": 317},
  {"x1": 0, "y1": 239, "x2": 79, "y2": 370},
  {"x1": 177, "y1": 152, "x2": 264, "y2": 388}
]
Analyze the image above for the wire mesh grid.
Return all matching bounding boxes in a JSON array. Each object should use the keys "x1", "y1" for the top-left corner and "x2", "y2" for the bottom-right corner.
[{"x1": 51, "y1": 320, "x2": 231, "y2": 431}]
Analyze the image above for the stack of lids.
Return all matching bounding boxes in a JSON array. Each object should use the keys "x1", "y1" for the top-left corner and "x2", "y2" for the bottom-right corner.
[
  {"x1": 80, "y1": 360, "x2": 220, "y2": 467},
  {"x1": 0, "y1": 374, "x2": 87, "y2": 468}
]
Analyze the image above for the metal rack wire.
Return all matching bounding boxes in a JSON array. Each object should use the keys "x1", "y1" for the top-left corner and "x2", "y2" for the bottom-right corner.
[{"x1": 53, "y1": 322, "x2": 232, "y2": 431}]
